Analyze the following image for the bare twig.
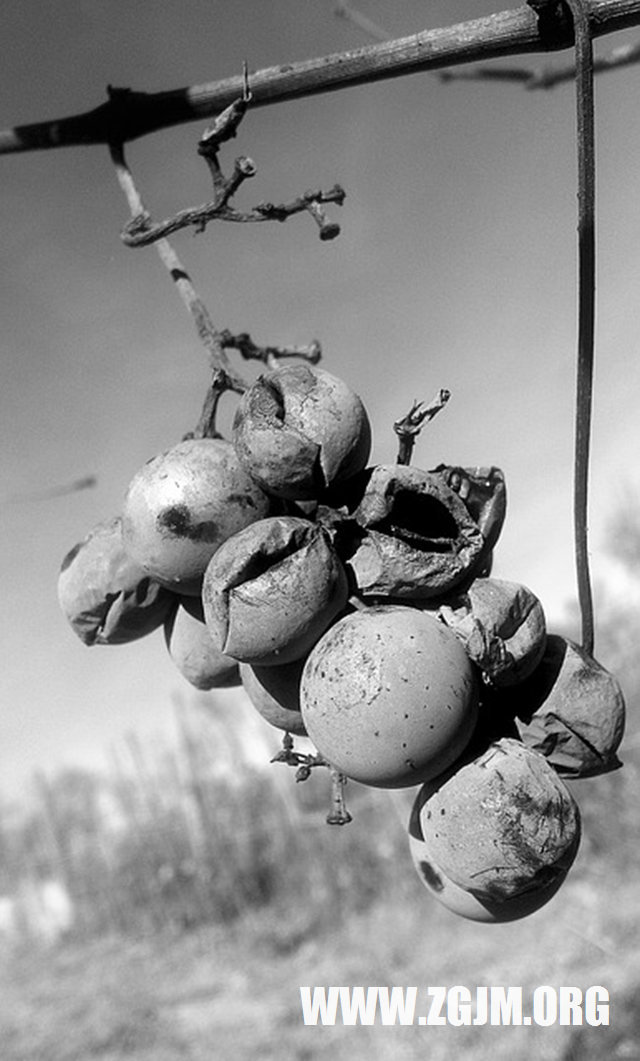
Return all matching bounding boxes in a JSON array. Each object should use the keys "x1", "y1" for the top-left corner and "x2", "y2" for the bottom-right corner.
[
  {"x1": 219, "y1": 331, "x2": 322, "y2": 370},
  {"x1": 394, "y1": 389, "x2": 451, "y2": 466},
  {"x1": 3, "y1": 2, "x2": 640, "y2": 154},
  {"x1": 121, "y1": 184, "x2": 346, "y2": 246},
  {"x1": 109, "y1": 139, "x2": 247, "y2": 393},
  {"x1": 117, "y1": 81, "x2": 344, "y2": 245}
]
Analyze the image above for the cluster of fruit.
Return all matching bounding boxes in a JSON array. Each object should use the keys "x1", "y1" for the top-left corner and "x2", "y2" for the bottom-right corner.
[{"x1": 58, "y1": 361, "x2": 625, "y2": 923}]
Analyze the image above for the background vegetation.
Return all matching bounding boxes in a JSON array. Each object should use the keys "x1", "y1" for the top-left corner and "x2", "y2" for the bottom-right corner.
[{"x1": 1, "y1": 507, "x2": 639, "y2": 1060}]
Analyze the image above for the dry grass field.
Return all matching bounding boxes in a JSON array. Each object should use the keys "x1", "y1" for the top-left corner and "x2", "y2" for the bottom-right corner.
[
  {"x1": 2, "y1": 590, "x2": 639, "y2": 1061},
  {"x1": 1, "y1": 763, "x2": 639, "y2": 1061}
]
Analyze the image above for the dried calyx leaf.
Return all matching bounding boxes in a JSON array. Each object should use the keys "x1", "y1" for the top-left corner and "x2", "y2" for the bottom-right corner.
[
  {"x1": 439, "y1": 578, "x2": 547, "y2": 686},
  {"x1": 488, "y1": 634, "x2": 626, "y2": 778},
  {"x1": 432, "y1": 465, "x2": 506, "y2": 569},
  {"x1": 58, "y1": 516, "x2": 174, "y2": 646}
]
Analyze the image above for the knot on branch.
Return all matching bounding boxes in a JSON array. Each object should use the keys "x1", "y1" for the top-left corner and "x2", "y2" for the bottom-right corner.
[{"x1": 527, "y1": 1, "x2": 575, "y2": 49}]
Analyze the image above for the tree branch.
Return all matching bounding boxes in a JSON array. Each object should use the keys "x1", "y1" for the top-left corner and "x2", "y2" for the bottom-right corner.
[{"x1": 3, "y1": 1, "x2": 640, "y2": 155}]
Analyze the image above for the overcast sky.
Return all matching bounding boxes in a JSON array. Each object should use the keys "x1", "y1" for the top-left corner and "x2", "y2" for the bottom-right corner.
[{"x1": 2, "y1": 1, "x2": 640, "y2": 801}]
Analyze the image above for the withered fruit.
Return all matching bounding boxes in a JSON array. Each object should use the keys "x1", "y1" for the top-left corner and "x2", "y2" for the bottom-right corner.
[
  {"x1": 346, "y1": 464, "x2": 485, "y2": 599},
  {"x1": 431, "y1": 464, "x2": 507, "y2": 554},
  {"x1": 438, "y1": 577, "x2": 547, "y2": 687},
  {"x1": 408, "y1": 819, "x2": 568, "y2": 924},
  {"x1": 202, "y1": 515, "x2": 349, "y2": 666},
  {"x1": 240, "y1": 658, "x2": 307, "y2": 736},
  {"x1": 498, "y1": 634, "x2": 626, "y2": 778},
  {"x1": 121, "y1": 437, "x2": 272, "y2": 596},
  {"x1": 232, "y1": 364, "x2": 371, "y2": 500},
  {"x1": 300, "y1": 605, "x2": 479, "y2": 788},
  {"x1": 410, "y1": 738, "x2": 580, "y2": 913},
  {"x1": 164, "y1": 597, "x2": 240, "y2": 690},
  {"x1": 58, "y1": 516, "x2": 174, "y2": 646}
]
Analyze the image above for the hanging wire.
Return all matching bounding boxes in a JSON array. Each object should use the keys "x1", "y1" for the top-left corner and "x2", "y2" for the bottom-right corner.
[{"x1": 565, "y1": 0, "x2": 596, "y2": 656}]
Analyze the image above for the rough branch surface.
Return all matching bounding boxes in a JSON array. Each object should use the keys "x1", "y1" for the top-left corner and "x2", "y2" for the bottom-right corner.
[{"x1": 2, "y1": 1, "x2": 640, "y2": 154}]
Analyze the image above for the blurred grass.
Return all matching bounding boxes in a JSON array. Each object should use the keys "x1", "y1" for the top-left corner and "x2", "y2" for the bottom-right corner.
[
  {"x1": 1, "y1": 595, "x2": 638, "y2": 1061},
  {"x1": 1, "y1": 844, "x2": 639, "y2": 1061}
]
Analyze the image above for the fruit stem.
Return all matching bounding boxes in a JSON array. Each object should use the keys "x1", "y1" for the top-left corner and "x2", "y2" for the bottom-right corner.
[
  {"x1": 326, "y1": 769, "x2": 353, "y2": 826},
  {"x1": 394, "y1": 389, "x2": 451, "y2": 465},
  {"x1": 109, "y1": 139, "x2": 248, "y2": 392},
  {"x1": 271, "y1": 735, "x2": 353, "y2": 825}
]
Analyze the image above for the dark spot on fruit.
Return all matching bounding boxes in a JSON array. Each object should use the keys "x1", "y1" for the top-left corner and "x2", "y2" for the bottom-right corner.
[
  {"x1": 158, "y1": 505, "x2": 219, "y2": 543},
  {"x1": 419, "y1": 859, "x2": 445, "y2": 892},
  {"x1": 440, "y1": 808, "x2": 446, "y2": 815},
  {"x1": 60, "y1": 541, "x2": 83, "y2": 572}
]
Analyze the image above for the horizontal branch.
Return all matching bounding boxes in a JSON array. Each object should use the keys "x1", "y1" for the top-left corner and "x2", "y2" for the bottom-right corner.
[{"x1": 2, "y1": 1, "x2": 640, "y2": 155}]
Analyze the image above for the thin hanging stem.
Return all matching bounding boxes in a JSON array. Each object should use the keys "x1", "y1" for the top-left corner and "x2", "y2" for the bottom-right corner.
[
  {"x1": 566, "y1": 0, "x2": 596, "y2": 656},
  {"x1": 108, "y1": 139, "x2": 247, "y2": 393}
]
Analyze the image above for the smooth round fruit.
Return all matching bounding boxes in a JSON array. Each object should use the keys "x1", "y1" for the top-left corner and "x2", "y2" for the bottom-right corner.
[
  {"x1": 232, "y1": 364, "x2": 371, "y2": 500},
  {"x1": 412, "y1": 738, "x2": 581, "y2": 907},
  {"x1": 121, "y1": 437, "x2": 272, "y2": 595},
  {"x1": 240, "y1": 659, "x2": 307, "y2": 735},
  {"x1": 202, "y1": 516, "x2": 349, "y2": 666},
  {"x1": 439, "y1": 578, "x2": 547, "y2": 686},
  {"x1": 300, "y1": 605, "x2": 479, "y2": 788},
  {"x1": 57, "y1": 515, "x2": 174, "y2": 646},
  {"x1": 164, "y1": 598, "x2": 240, "y2": 690}
]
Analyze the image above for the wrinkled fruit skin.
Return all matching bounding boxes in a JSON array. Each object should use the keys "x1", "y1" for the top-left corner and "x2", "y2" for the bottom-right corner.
[
  {"x1": 432, "y1": 465, "x2": 507, "y2": 554},
  {"x1": 121, "y1": 437, "x2": 272, "y2": 596},
  {"x1": 411, "y1": 738, "x2": 581, "y2": 911},
  {"x1": 232, "y1": 364, "x2": 371, "y2": 500},
  {"x1": 240, "y1": 659, "x2": 307, "y2": 736},
  {"x1": 300, "y1": 605, "x2": 479, "y2": 788},
  {"x1": 164, "y1": 597, "x2": 240, "y2": 690},
  {"x1": 499, "y1": 634, "x2": 626, "y2": 778},
  {"x1": 58, "y1": 516, "x2": 174, "y2": 646},
  {"x1": 202, "y1": 516, "x2": 349, "y2": 666},
  {"x1": 408, "y1": 824, "x2": 568, "y2": 923},
  {"x1": 346, "y1": 465, "x2": 485, "y2": 600},
  {"x1": 439, "y1": 578, "x2": 547, "y2": 687}
]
